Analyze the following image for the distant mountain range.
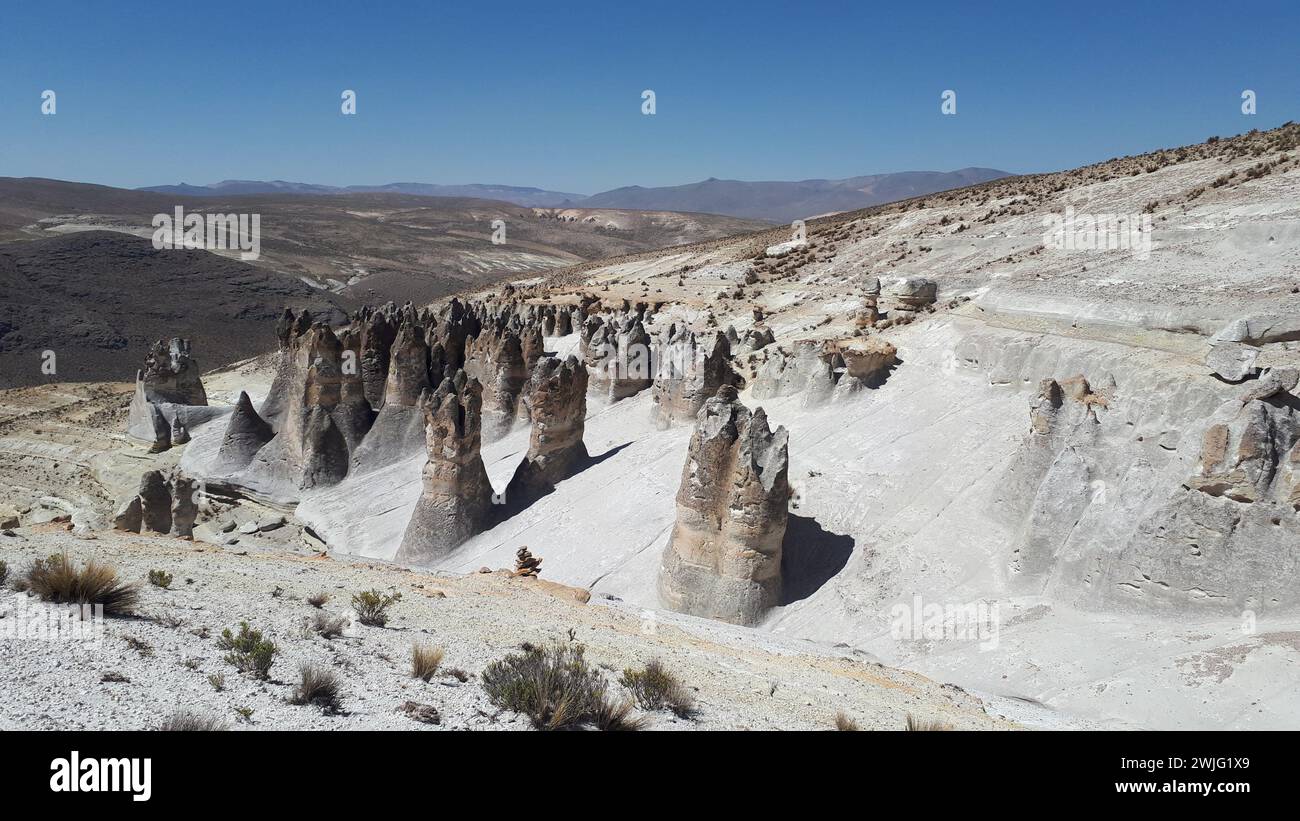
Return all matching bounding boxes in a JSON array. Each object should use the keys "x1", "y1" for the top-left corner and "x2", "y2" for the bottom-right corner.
[
  {"x1": 139, "y1": 168, "x2": 1012, "y2": 223},
  {"x1": 138, "y1": 180, "x2": 587, "y2": 208}
]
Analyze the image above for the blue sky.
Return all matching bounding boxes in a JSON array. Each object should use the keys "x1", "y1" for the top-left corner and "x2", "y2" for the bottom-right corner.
[{"x1": 0, "y1": 0, "x2": 1296, "y2": 194}]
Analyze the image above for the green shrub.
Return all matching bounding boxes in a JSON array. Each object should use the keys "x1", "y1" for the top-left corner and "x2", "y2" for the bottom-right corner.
[
  {"x1": 147, "y1": 569, "x2": 173, "y2": 589},
  {"x1": 619, "y1": 659, "x2": 695, "y2": 718},
  {"x1": 351, "y1": 589, "x2": 401, "y2": 627},
  {"x1": 217, "y1": 621, "x2": 277, "y2": 679},
  {"x1": 481, "y1": 641, "x2": 643, "y2": 731}
]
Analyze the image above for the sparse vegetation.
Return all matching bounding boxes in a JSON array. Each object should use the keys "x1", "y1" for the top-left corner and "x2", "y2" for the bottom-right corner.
[
  {"x1": 0, "y1": 560, "x2": 8, "y2": 587},
  {"x1": 306, "y1": 591, "x2": 330, "y2": 608},
  {"x1": 619, "y1": 659, "x2": 695, "y2": 718},
  {"x1": 217, "y1": 621, "x2": 278, "y2": 679},
  {"x1": 906, "y1": 714, "x2": 953, "y2": 731},
  {"x1": 289, "y1": 663, "x2": 344, "y2": 714},
  {"x1": 207, "y1": 673, "x2": 226, "y2": 692},
  {"x1": 310, "y1": 611, "x2": 347, "y2": 639},
  {"x1": 411, "y1": 643, "x2": 444, "y2": 681},
  {"x1": 147, "y1": 569, "x2": 173, "y2": 589},
  {"x1": 158, "y1": 710, "x2": 228, "y2": 731},
  {"x1": 25, "y1": 553, "x2": 139, "y2": 615},
  {"x1": 481, "y1": 641, "x2": 643, "y2": 731},
  {"x1": 351, "y1": 589, "x2": 401, "y2": 627},
  {"x1": 835, "y1": 711, "x2": 860, "y2": 731},
  {"x1": 233, "y1": 706, "x2": 255, "y2": 723},
  {"x1": 122, "y1": 635, "x2": 153, "y2": 657}
]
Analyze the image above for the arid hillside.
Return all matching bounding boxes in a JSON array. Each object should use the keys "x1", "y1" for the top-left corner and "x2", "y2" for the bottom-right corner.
[{"x1": 0, "y1": 177, "x2": 769, "y2": 305}]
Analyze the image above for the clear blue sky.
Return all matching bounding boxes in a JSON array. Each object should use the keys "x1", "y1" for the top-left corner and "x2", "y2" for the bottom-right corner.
[{"x1": 1, "y1": 0, "x2": 1296, "y2": 194}]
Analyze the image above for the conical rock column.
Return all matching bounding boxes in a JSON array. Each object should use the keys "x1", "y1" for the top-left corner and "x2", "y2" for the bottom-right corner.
[
  {"x1": 659, "y1": 386, "x2": 790, "y2": 625},
  {"x1": 395, "y1": 371, "x2": 495, "y2": 564}
]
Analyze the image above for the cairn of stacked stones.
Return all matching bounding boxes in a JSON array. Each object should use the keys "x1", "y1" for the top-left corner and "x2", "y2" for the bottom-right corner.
[{"x1": 659, "y1": 385, "x2": 791, "y2": 625}]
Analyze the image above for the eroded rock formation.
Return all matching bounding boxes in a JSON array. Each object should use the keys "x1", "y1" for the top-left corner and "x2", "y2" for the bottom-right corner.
[
  {"x1": 112, "y1": 469, "x2": 199, "y2": 538},
  {"x1": 505, "y1": 355, "x2": 589, "y2": 504},
  {"x1": 651, "y1": 331, "x2": 737, "y2": 428},
  {"x1": 127, "y1": 337, "x2": 222, "y2": 451},
  {"x1": 395, "y1": 371, "x2": 495, "y2": 564},
  {"x1": 659, "y1": 386, "x2": 790, "y2": 625}
]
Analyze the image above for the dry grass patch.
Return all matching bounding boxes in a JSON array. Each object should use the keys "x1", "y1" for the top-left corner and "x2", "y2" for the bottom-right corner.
[
  {"x1": 835, "y1": 711, "x2": 860, "y2": 731},
  {"x1": 411, "y1": 643, "x2": 444, "y2": 681},
  {"x1": 158, "y1": 710, "x2": 228, "y2": 731},
  {"x1": 25, "y1": 553, "x2": 139, "y2": 615},
  {"x1": 906, "y1": 714, "x2": 953, "y2": 731},
  {"x1": 289, "y1": 663, "x2": 344, "y2": 714}
]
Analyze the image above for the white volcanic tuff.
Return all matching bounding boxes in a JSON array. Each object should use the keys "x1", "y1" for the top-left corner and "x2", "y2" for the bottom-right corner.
[{"x1": 659, "y1": 386, "x2": 790, "y2": 626}]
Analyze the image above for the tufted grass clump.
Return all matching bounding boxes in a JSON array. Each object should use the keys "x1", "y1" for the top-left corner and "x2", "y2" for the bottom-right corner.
[
  {"x1": 289, "y1": 663, "x2": 344, "y2": 714},
  {"x1": 26, "y1": 553, "x2": 139, "y2": 616},
  {"x1": 411, "y1": 643, "x2": 444, "y2": 681}
]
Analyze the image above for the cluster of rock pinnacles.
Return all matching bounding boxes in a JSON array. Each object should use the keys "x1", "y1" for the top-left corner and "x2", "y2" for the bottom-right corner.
[{"x1": 123, "y1": 291, "x2": 805, "y2": 624}]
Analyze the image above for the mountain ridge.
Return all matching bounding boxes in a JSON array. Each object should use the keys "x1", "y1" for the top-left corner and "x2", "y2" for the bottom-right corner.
[{"x1": 139, "y1": 167, "x2": 1014, "y2": 222}]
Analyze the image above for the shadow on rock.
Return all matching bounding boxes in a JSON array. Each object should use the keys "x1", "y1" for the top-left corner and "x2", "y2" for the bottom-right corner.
[
  {"x1": 489, "y1": 441, "x2": 635, "y2": 523},
  {"x1": 780, "y1": 514, "x2": 855, "y2": 605}
]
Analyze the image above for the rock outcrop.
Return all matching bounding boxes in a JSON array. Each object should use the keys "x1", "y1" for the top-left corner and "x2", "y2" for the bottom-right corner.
[
  {"x1": 126, "y1": 338, "x2": 223, "y2": 451},
  {"x1": 887, "y1": 276, "x2": 937, "y2": 313},
  {"x1": 113, "y1": 470, "x2": 199, "y2": 537},
  {"x1": 212, "y1": 391, "x2": 274, "y2": 474},
  {"x1": 651, "y1": 331, "x2": 737, "y2": 428},
  {"x1": 395, "y1": 372, "x2": 495, "y2": 564},
  {"x1": 659, "y1": 386, "x2": 790, "y2": 625},
  {"x1": 505, "y1": 356, "x2": 589, "y2": 505}
]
